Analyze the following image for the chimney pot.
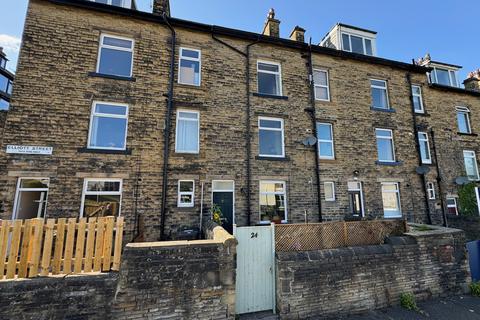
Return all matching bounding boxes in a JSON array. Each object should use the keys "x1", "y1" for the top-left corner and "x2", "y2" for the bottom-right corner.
[
  {"x1": 289, "y1": 26, "x2": 306, "y2": 42},
  {"x1": 153, "y1": 0, "x2": 170, "y2": 17},
  {"x1": 262, "y1": 8, "x2": 280, "y2": 38},
  {"x1": 464, "y1": 69, "x2": 480, "y2": 92}
]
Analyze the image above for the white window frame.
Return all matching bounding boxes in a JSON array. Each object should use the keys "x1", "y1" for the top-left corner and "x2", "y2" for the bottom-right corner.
[
  {"x1": 427, "y1": 182, "x2": 436, "y2": 200},
  {"x1": 211, "y1": 180, "x2": 235, "y2": 224},
  {"x1": 258, "y1": 117, "x2": 285, "y2": 158},
  {"x1": 375, "y1": 128, "x2": 396, "y2": 163},
  {"x1": 341, "y1": 32, "x2": 374, "y2": 56},
  {"x1": 430, "y1": 67, "x2": 459, "y2": 87},
  {"x1": 324, "y1": 182, "x2": 335, "y2": 202},
  {"x1": 80, "y1": 178, "x2": 123, "y2": 218},
  {"x1": 456, "y1": 106, "x2": 472, "y2": 134},
  {"x1": 370, "y1": 79, "x2": 390, "y2": 109},
  {"x1": 257, "y1": 60, "x2": 283, "y2": 96},
  {"x1": 87, "y1": 101, "x2": 129, "y2": 151},
  {"x1": 12, "y1": 177, "x2": 50, "y2": 220},
  {"x1": 90, "y1": 0, "x2": 132, "y2": 8},
  {"x1": 418, "y1": 132, "x2": 432, "y2": 164},
  {"x1": 259, "y1": 180, "x2": 288, "y2": 224},
  {"x1": 381, "y1": 182, "x2": 402, "y2": 218},
  {"x1": 313, "y1": 69, "x2": 330, "y2": 101},
  {"x1": 96, "y1": 34, "x2": 134, "y2": 77},
  {"x1": 178, "y1": 180, "x2": 195, "y2": 208},
  {"x1": 447, "y1": 197, "x2": 458, "y2": 215},
  {"x1": 175, "y1": 110, "x2": 200, "y2": 154},
  {"x1": 463, "y1": 150, "x2": 480, "y2": 181},
  {"x1": 178, "y1": 47, "x2": 202, "y2": 86},
  {"x1": 317, "y1": 122, "x2": 335, "y2": 160},
  {"x1": 412, "y1": 85, "x2": 424, "y2": 113}
]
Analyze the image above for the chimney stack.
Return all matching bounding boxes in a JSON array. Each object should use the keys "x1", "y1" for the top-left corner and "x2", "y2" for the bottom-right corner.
[
  {"x1": 464, "y1": 69, "x2": 480, "y2": 92},
  {"x1": 289, "y1": 26, "x2": 305, "y2": 42},
  {"x1": 153, "y1": 0, "x2": 170, "y2": 17},
  {"x1": 262, "y1": 8, "x2": 280, "y2": 38}
]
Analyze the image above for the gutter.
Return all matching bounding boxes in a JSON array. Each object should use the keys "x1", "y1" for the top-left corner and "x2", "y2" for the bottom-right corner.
[
  {"x1": 406, "y1": 73, "x2": 432, "y2": 225},
  {"x1": 46, "y1": 0, "x2": 431, "y2": 74},
  {"x1": 159, "y1": 13, "x2": 176, "y2": 240}
]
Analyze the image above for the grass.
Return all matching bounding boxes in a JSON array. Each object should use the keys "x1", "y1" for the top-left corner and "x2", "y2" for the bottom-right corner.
[{"x1": 412, "y1": 224, "x2": 435, "y2": 232}]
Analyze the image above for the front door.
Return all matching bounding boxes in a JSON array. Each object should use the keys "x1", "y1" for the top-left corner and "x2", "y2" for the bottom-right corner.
[
  {"x1": 12, "y1": 178, "x2": 50, "y2": 220},
  {"x1": 348, "y1": 181, "x2": 364, "y2": 217},
  {"x1": 212, "y1": 181, "x2": 234, "y2": 234}
]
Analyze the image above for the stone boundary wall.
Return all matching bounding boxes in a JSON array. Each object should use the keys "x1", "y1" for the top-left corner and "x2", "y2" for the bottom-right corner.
[
  {"x1": 0, "y1": 223, "x2": 236, "y2": 320},
  {"x1": 447, "y1": 215, "x2": 480, "y2": 242},
  {"x1": 276, "y1": 226, "x2": 471, "y2": 319}
]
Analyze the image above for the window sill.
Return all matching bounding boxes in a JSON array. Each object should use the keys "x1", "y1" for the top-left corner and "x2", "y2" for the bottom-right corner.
[
  {"x1": 375, "y1": 160, "x2": 403, "y2": 166},
  {"x1": 415, "y1": 111, "x2": 430, "y2": 117},
  {"x1": 77, "y1": 148, "x2": 132, "y2": 155},
  {"x1": 256, "y1": 156, "x2": 290, "y2": 162},
  {"x1": 370, "y1": 107, "x2": 396, "y2": 113},
  {"x1": 457, "y1": 132, "x2": 478, "y2": 137},
  {"x1": 88, "y1": 72, "x2": 136, "y2": 82},
  {"x1": 253, "y1": 93, "x2": 288, "y2": 100}
]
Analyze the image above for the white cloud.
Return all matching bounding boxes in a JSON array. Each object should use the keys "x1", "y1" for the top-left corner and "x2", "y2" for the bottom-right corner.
[{"x1": 0, "y1": 34, "x2": 21, "y2": 72}]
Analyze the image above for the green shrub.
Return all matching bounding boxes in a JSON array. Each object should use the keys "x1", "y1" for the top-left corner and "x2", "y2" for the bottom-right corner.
[
  {"x1": 400, "y1": 293, "x2": 418, "y2": 311},
  {"x1": 459, "y1": 183, "x2": 478, "y2": 216},
  {"x1": 470, "y1": 282, "x2": 480, "y2": 297}
]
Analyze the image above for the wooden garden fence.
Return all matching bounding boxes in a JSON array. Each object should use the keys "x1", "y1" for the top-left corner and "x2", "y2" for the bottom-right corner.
[
  {"x1": 275, "y1": 219, "x2": 407, "y2": 252},
  {"x1": 0, "y1": 216, "x2": 124, "y2": 280}
]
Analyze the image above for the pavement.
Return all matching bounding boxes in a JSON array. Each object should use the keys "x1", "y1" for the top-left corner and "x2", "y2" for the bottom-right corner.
[{"x1": 239, "y1": 296, "x2": 480, "y2": 320}]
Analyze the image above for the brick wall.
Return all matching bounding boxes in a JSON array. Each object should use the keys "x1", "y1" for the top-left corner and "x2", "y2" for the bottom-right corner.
[
  {"x1": 276, "y1": 226, "x2": 470, "y2": 319},
  {"x1": 0, "y1": 273, "x2": 118, "y2": 320},
  {"x1": 447, "y1": 215, "x2": 480, "y2": 241}
]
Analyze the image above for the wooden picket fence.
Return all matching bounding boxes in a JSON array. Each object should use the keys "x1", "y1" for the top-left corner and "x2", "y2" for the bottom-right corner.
[{"x1": 0, "y1": 216, "x2": 124, "y2": 280}]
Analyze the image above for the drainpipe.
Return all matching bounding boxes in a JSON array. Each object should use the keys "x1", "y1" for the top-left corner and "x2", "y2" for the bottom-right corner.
[
  {"x1": 211, "y1": 30, "x2": 259, "y2": 226},
  {"x1": 159, "y1": 12, "x2": 176, "y2": 240},
  {"x1": 430, "y1": 129, "x2": 448, "y2": 227},
  {"x1": 305, "y1": 40, "x2": 323, "y2": 222},
  {"x1": 406, "y1": 73, "x2": 432, "y2": 225}
]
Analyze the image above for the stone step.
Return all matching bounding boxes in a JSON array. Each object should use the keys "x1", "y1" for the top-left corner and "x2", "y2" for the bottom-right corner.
[{"x1": 238, "y1": 311, "x2": 279, "y2": 320}]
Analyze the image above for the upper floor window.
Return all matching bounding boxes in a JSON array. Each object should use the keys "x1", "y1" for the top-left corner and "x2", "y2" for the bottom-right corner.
[
  {"x1": 313, "y1": 69, "x2": 330, "y2": 101},
  {"x1": 456, "y1": 106, "x2": 471, "y2": 134},
  {"x1": 80, "y1": 179, "x2": 122, "y2": 218},
  {"x1": 257, "y1": 61, "x2": 282, "y2": 96},
  {"x1": 0, "y1": 98, "x2": 9, "y2": 111},
  {"x1": 412, "y1": 85, "x2": 424, "y2": 113},
  {"x1": 463, "y1": 150, "x2": 479, "y2": 181},
  {"x1": 430, "y1": 67, "x2": 459, "y2": 87},
  {"x1": 90, "y1": 0, "x2": 132, "y2": 9},
  {"x1": 0, "y1": 74, "x2": 12, "y2": 95},
  {"x1": 97, "y1": 34, "x2": 134, "y2": 77},
  {"x1": 370, "y1": 80, "x2": 389, "y2": 110},
  {"x1": 418, "y1": 132, "x2": 432, "y2": 164},
  {"x1": 178, "y1": 48, "x2": 201, "y2": 86},
  {"x1": 88, "y1": 102, "x2": 129, "y2": 150},
  {"x1": 258, "y1": 117, "x2": 284, "y2": 158},
  {"x1": 317, "y1": 122, "x2": 334, "y2": 160},
  {"x1": 175, "y1": 110, "x2": 200, "y2": 153},
  {"x1": 342, "y1": 33, "x2": 373, "y2": 56},
  {"x1": 375, "y1": 128, "x2": 395, "y2": 163}
]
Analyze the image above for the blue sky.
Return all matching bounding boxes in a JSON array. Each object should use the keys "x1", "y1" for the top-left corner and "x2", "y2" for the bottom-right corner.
[{"x1": 1, "y1": 0, "x2": 478, "y2": 83}]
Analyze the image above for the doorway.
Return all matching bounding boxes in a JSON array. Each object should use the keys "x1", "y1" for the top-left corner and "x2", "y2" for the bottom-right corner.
[
  {"x1": 12, "y1": 178, "x2": 50, "y2": 220},
  {"x1": 212, "y1": 180, "x2": 234, "y2": 234},
  {"x1": 348, "y1": 181, "x2": 364, "y2": 217}
]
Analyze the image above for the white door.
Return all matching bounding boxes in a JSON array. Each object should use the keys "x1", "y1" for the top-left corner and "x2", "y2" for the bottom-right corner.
[{"x1": 234, "y1": 225, "x2": 275, "y2": 315}]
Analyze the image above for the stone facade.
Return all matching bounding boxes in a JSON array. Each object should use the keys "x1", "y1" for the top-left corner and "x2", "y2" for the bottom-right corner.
[
  {"x1": 0, "y1": 0, "x2": 479, "y2": 241},
  {"x1": 276, "y1": 226, "x2": 471, "y2": 319},
  {"x1": 447, "y1": 215, "x2": 480, "y2": 241}
]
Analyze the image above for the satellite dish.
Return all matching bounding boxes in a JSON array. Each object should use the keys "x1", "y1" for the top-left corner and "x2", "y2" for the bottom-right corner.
[
  {"x1": 415, "y1": 166, "x2": 431, "y2": 175},
  {"x1": 302, "y1": 135, "x2": 317, "y2": 146},
  {"x1": 455, "y1": 176, "x2": 470, "y2": 185}
]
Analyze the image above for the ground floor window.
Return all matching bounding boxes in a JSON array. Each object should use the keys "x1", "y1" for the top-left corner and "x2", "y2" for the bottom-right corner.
[
  {"x1": 259, "y1": 181, "x2": 287, "y2": 223},
  {"x1": 446, "y1": 197, "x2": 458, "y2": 215},
  {"x1": 13, "y1": 178, "x2": 49, "y2": 220},
  {"x1": 381, "y1": 182, "x2": 402, "y2": 218},
  {"x1": 427, "y1": 182, "x2": 436, "y2": 200},
  {"x1": 178, "y1": 180, "x2": 195, "y2": 207},
  {"x1": 80, "y1": 179, "x2": 122, "y2": 218},
  {"x1": 324, "y1": 181, "x2": 335, "y2": 201}
]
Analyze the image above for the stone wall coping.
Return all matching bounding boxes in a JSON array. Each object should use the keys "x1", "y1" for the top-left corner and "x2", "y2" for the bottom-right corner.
[
  {"x1": 0, "y1": 272, "x2": 113, "y2": 284},
  {"x1": 406, "y1": 223, "x2": 464, "y2": 238}
]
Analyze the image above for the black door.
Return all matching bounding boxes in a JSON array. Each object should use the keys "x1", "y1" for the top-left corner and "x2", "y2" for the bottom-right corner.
[
  {"x1": 349, "y1": 191, "x2": 363, "y2": 216},
  {"x1": 213, "y1": 192, "x2": 234, "y2": 234}
]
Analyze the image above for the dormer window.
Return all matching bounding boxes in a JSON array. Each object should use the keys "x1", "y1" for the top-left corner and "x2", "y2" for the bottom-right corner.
[
  {"x1": 90, "y1": 0, "x2": 132, "y2": 9},
  {"x1": 429, "y1": 67, "x2": 459, "y2": 87},
  {"x1": 0, "y1": 57, "x2": 6, "y2": 69},
  {"x1": 342, "y1": 33, "x2": 373, "y2": 56}
]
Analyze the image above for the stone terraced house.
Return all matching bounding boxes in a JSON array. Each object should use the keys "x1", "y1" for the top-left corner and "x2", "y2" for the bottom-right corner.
[{"x1": 1, "y1": 0, "x2": 480, "y2": 241}]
